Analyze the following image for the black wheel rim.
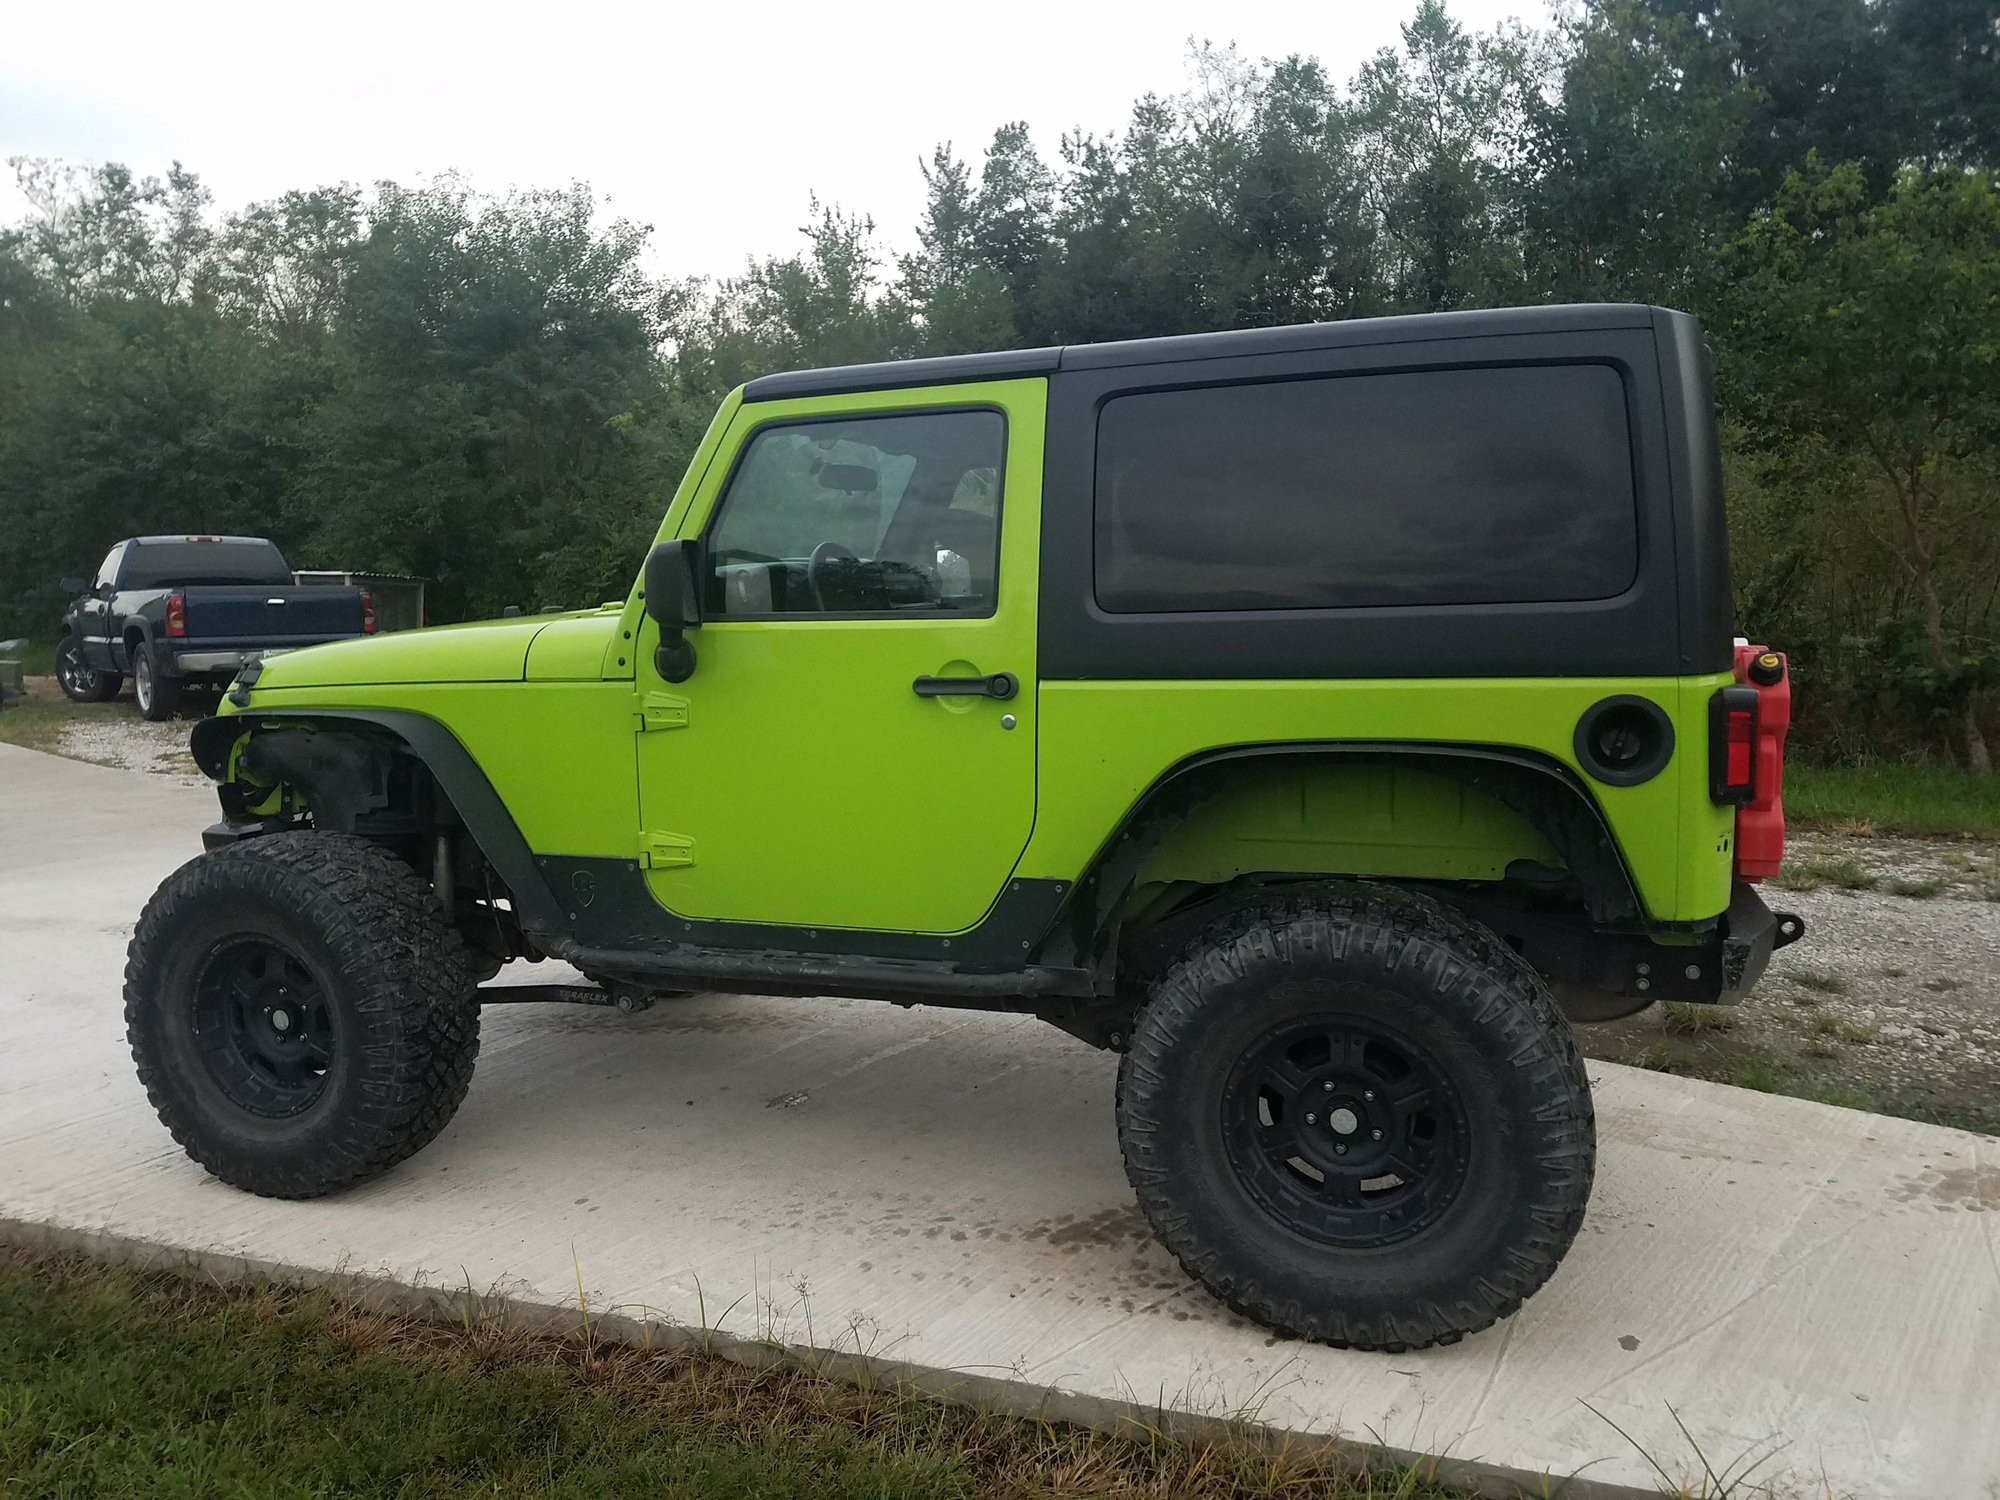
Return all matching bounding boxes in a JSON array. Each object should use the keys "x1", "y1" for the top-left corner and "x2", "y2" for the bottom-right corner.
[
  {"x1": 189, "y1": 938, "x2": 335, "y2": 1117},
  {"x1": 1221, "y1": 1015, "x2": 1471, "y2": 1250},
  {"x1": 57, "y1": 640, "x2": 90, "y2": 697}
]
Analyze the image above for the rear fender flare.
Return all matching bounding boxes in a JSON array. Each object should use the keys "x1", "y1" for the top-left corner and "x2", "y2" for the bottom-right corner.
[
  {"x1": 1061, "y1": 740, "x2": 1645, "y2": 981},
  {"x1": 189, "y1": 709, "x2": 567, "y2": 936}
]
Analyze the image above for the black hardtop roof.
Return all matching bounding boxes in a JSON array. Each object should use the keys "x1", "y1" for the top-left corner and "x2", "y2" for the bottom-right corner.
[{"x1": 740, "y1": 302, "x2": 1670, "y2": 403}]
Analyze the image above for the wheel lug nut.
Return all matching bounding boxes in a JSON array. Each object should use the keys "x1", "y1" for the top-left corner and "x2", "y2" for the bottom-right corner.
[
  {"x1": 1304, "y1": 1113, "x2": 1317, "y2": 1125},
  {"x1": 1363, "y1": 1090, "x2": 1375, "y2": 1101},
  {"x1": 1335, "y1": 1144, "x2": 1347, "y2": 1155},
  {"x1": 1371, "y1": 1128, "x2": 1384, "y2": 1140},
  {"x1": 1322, "y1": 1080, "x2": 1335, "y2": 1092}
]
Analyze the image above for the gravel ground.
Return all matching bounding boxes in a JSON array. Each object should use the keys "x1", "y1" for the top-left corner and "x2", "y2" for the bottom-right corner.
[
  {"x1": 57, "y1": 715, "x2": 207, "y2": 786},
  {"x1": 21, "y1": 685, "x2": 2000, "y2": 1133},
  {"x1": 25, "y1": 678, "x2": 211, "y2": 787}
]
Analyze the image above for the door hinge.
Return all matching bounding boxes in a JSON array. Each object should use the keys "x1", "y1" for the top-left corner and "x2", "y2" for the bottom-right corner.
[
  {"x1": 639, "y1": 831, "x2": 695, "y2": 869},
  {"x1": 636, "y1": 691, "x2": 689, "y2": 732}
]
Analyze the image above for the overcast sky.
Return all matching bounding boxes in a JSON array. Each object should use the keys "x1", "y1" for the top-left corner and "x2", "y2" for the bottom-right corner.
[{"x1": 2, "y1": 0, "x2": 1542, "y2": 282}]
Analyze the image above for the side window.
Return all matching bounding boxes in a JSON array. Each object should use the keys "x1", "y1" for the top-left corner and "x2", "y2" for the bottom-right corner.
[
  {"x1": 705, "y1": 409, "x2": 1005, "y2": 617},
  {"x1": 94, "y1": 545, "x2": 125, "y2": 589},
  {"x1": 1093, "y1": 364, "x2": 1639, "y2": 613}
]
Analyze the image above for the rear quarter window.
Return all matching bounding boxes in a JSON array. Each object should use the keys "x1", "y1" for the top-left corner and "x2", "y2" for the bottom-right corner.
[{"x1": 1093, "y1": 364, "x2": 1639, "y2": 613}]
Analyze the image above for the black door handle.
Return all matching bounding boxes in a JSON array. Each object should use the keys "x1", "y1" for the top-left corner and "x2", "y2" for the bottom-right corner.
[{"x1": 913, "y1": 671, "x2": 1018, "y2": 701}]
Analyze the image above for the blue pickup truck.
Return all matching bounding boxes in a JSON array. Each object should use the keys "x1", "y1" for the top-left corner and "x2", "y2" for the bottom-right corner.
[{"x1": 55, "y1": 536, "x2": 372, "y2": 720}]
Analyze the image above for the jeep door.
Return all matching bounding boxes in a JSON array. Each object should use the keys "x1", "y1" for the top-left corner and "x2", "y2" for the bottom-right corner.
[{"x1": 633, "y1": 380, "x2": 1044, "y2": 935}]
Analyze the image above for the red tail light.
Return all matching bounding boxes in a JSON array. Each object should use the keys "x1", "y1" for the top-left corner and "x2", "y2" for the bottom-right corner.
[
  {"x1": 164, "y1": 594, "x2": 187, "y2": 637},
  {"x1": 1710, "y1": 689, "x2": 1758, "y2": 802},
  {"x1": 360, "y1": 590, "x2": 377, "y2": 634}
]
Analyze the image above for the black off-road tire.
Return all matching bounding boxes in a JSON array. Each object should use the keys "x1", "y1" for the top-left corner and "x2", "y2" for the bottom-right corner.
[
  {"x1": 132, "y1": 641, "x2": 182, "y2": 721},
  {"x1": 53, "y1": 634, "x2": 121, "y2": 702},
  {"x1": 125, "y1": 832, "x2": 481, "y2": 1199},
  {"x1": 1117, "y1": 882, "x2": 1595, "y2": 1351}
]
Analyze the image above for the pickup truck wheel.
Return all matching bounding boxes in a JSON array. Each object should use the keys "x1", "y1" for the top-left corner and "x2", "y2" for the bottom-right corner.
[
  {"x1": 132, "y1": 642, "x2": 183, "y2": 721},
  {"x1": 1116, "y1": 883, "x2": 1594, "y2": 1351},
  {"x1": 125, "y1": 832, "x2": 481, "y2": 1199},
  {"x1": 54, "y1": 636, "x2": 121, "y2": 702}
]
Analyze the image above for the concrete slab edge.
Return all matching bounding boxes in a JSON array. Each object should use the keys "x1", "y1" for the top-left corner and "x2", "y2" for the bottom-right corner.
[{"x1": 0, "y1": 1213, "x2": 1668, "y2": 1500}]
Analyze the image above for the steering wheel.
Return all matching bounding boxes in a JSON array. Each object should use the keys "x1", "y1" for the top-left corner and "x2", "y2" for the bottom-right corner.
[{"x1": 806, "y1": 539, "x2": 859, "y2": 611}]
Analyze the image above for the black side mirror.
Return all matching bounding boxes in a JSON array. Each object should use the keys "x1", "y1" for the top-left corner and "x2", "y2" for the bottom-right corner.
[
  {"x1": 60, "y1": 576, "x2": 86, "y2": 597},
  {"x1": 643, "y1": 538, "x2": 703, "y2": 683}
]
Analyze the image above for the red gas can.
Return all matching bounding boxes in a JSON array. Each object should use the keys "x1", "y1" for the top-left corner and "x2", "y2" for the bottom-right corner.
[{"x1": 1731, "y1": 643, "x2": 1789, "y2": 880}]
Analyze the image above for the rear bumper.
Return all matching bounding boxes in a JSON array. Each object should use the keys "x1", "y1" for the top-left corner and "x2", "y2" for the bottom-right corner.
[
  {"x1": 1719, "y1": 882, "x2": 1806, "y2": 1002},
  {"x1": 1433, "y1": 881, "x2": 1807, "y2": 1010},
  {"x1": 173, "y1": 650, "x2": 255, "y2": 675},
  {"x1": 162, "y1": 636, "x2": 357, "y2": 676}
]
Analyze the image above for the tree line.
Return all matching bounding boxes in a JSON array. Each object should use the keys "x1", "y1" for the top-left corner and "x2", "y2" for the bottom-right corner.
[{"x1": 2, "y1": 0, "x2": 1995, "y2": 766}]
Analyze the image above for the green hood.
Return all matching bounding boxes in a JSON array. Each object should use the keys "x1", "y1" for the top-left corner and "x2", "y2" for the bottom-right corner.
[{"x1": 249, "y1": 610, "x2": 618, "y2": 690}]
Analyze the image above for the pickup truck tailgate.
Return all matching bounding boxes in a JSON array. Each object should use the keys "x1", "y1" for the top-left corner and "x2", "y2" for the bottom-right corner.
[{"x1": 181, "y1": 586, "x2": 364, "y2": 641}]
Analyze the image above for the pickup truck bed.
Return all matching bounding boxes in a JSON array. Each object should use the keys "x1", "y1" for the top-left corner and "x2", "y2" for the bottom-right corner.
[{"x1": 166, "y1": 585, "x2": 368, "y2": 669}]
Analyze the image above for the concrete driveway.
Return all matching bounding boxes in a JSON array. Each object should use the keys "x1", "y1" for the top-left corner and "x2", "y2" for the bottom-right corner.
[{"x1": 2, "y1": 741, "x2": 1997, "y2": 1498}]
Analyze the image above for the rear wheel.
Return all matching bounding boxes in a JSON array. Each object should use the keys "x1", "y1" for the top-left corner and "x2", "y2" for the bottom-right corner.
[
  {"x1": 1116, "y1": 882, "x2": 1594, "y2": 1351},
  {"x1": 132, "y1": 642, "x2": 182, "y2": 721},
  {"x1": 125, "y1": 832, "x2": 481, "y2": 1198},
  {"x1": 54, "y1": 635, "x2": 120, "y2": 702}
]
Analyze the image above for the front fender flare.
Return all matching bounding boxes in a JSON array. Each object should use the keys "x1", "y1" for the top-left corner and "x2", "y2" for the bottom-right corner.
[{"x1": 189, "y1": 709, "x2": 567, "y2": 938}]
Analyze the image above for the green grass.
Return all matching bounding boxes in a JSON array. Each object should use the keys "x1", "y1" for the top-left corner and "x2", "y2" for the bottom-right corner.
[
  {"x1": 0, "y1": 635, "x2": 55, "y2": 663},
  {"x1": 1896, "y1": 1101, "x2": 2000, "y2": 1136},
  {"x1": 0, "y1": 676, "x2": 80, "y2": 754},
  {"x1": 1786, "y1": 762, "x2": 2000, "y2": 840},
  {"x1": 1661, "y1": 1001, "x2": 1736, "y2": 1035},
  {"x1": 1885, "y1": 874, "x2": 1952, "y2": 899},
  {"x1": 1727, "y1": 1058, "x2": 1781, "y2": 1093},
  {"x1": 1768, "y1": 856, "x2": 1879, "y2": 893},
  {"x1": 1791, "y1": 1079, "x2": 1880, "y2": 1112},
  {"x1": 1785, "y1": 968, "x2": 1850, "y2": 995},
  {"x1": 1810, "y1": 1014, "x2": 1878, "y2": 1045},
  {"x1": 0, "y1": 1246, "x2": 1474, "y2": 1500},
  {"x1": 1597, "y1": 1025, "x2": 2000, "y2": 1139}
]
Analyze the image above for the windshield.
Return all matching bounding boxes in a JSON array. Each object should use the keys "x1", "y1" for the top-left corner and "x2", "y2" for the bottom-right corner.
[{"x1": 120, "y1": 540, "x2": 293, "y2": 589}]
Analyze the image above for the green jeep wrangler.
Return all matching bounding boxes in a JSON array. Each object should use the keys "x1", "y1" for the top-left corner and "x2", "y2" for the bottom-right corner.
[{"x1": 130, "y1": 303, "x2": 1802, "y2": 1351}]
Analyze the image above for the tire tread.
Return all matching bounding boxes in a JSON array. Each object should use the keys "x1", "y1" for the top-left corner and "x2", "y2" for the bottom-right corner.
[
  {"x1": 125, "y1": 832, "x2": 480, "y2": 1199},
  {"x1": 1116, "y1": 881, "x2": 1595, "y2": 1351}
]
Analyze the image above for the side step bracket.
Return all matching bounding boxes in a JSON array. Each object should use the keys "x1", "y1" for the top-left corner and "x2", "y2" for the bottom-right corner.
[{"x1": 477, "y1": 982, "x2": 656, "y2": 1013}]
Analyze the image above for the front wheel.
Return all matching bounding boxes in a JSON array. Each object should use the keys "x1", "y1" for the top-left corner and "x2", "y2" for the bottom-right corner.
[
  {"x1": 1117, "y1": 883, "x2": 1595, "y2": 1351},
  {"x1": 54, "y1": 635, "x2": 121, "y2": 702},
  {"x1": 132, "y1": 642, "x2": 183, "y2": 721},
  {"x1": 125, "y1": 833, "x2": 481, "y2": 1198}
]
